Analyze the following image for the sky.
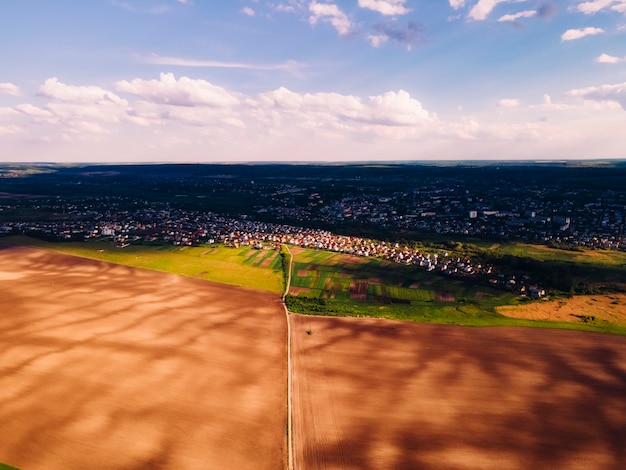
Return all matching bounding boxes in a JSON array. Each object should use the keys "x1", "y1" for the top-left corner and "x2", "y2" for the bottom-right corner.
[{"x1": 1, "y1": 0, "x2": 626, "y2": 163}]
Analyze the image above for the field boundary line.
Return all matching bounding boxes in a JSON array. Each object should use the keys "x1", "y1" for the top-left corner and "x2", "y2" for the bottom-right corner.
[{"x1": 282, "y1": 245, "x2": 295, "y2": 470}]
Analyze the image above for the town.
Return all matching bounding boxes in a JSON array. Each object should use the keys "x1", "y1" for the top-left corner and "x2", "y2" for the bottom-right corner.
[{"x1": 2, "y1": 161, "x2": 626, "y2": 295}]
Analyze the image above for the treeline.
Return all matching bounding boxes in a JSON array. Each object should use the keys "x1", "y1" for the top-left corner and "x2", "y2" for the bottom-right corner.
[{"x1": 477, "y1": 252, "x2": 626, "y2": 295}]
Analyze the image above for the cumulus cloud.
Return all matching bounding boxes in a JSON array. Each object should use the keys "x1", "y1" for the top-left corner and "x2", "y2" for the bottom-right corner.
[
  {"x1": 561, "y1": 27, "x2": 605, "y2": 41},
  {"x1": 30, "y1": 78, "x2": 131, "y2": 133},
  {"x1": 358, "y1": 0, "x2": 410, "y2": 16},
  {"x1": 242, "y1": 6, "x2": 255, "y2": 16},
  {"x1": 449, "y1": 0, "x2": 465, "y2": 9},
  {"x1": 14, "y1": 73, "x2": 625, "y2": 160},
  {"x1": 0, "y1": 82, "x2": 21, "y2": 96},
  {"x1": 256, "y1": 86, "x2": 431, "y2": 137},
  {"x1": 367, "y1": 90, "x2": 430, "y2": 125},
  {"x1": 367, "y1": 34, "x2": 389, "y2": 47},
  {"x1": 39, "y1": 78, "x2": 127, "y2": 106},
  {"x1": 576, "y1": 0, "x2": 626, "y2": 14},
  {"x1": 309, "y1": 1, "x2": 354, "y2": 36},
  {"x1": 469, "y1": 0, "x2": 511, "y2": 21},
  {"x1": 14, "y1": 103, "x2": 57, "y2": 123},
  {"x1": 565, "y1": 82, "x2": 626, "y2": 109},
  {"x1": 372, "y1": 20, "x2": 425, "y2": 50},
  {"x1": 0, "y1": 124, "x2": 21, "y2": 135},
  {"x1": 498, "y1": 10, "x2": 536, "y2": 22},
  {"x1": 115, "y1": 73, "x2": 240, "y2": 107},
  {"x1": 498, "y1": 98, "x2": 520, "y2": 108},
  {"x1": 595, "y1": 53, "x2": 626, "y2": 63},
  {"x1": 273, "y1": 3, "x2": 297, "y2": 13}
]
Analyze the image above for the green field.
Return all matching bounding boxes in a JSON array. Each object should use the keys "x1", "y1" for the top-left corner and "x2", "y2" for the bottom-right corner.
[
  {"x1": 0, "y1": 463, "x2": 19, "y2": 470},
  {"x1": 285, "y1": 248, "x2": 626, "y2": 335},
  {"x1": 1, "y1": 236, "x2": 284, "y2": 293},
  {"x1": 490, "y1": 242, "x2": 626, "y2": 267},
  {"x1": 4, "y1": 235, "x2": 626, "y2": 335}
]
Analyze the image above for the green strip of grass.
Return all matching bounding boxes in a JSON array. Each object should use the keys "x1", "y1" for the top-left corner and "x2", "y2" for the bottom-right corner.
[
  {"x1": 5, "y1": 236, "x2": 625, "y2": 335},
  {"x1": 0, "y1": 463, "x2": 20, "y2": 470},
  {"x1": 2, "y1": 236, "x2": 284, "y2": 293},
  {"x1": 285, "y1": 295, "x2": 626, "y2": 335}
]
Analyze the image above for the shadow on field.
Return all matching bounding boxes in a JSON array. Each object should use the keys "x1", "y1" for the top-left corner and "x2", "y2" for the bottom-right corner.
[
  {"x1": 0, "y1": 246, "x2": 287, "y2": 470},
  {"x1": 292, "y1": 316, "x2": 626, "y2": 469}
]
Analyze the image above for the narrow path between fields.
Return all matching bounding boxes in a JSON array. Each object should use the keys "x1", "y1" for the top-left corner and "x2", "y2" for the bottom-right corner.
[{"x1": 281, "y1": 245, "x2": 295, "y2": 470}]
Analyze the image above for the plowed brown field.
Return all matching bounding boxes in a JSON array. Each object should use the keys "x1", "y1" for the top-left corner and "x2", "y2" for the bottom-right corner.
[
  {"x1": 291, "y1": 315, "x2": 626, "y2": 470},
  {"x1": 4, "y1": 244, "x2": 626, "y2": 470},
  {"x1": 0, "y1": 246, "x2": 287, "y2": 470}
]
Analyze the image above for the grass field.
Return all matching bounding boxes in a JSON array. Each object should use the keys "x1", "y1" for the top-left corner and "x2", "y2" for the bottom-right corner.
[
  {"x1": 0, "y1": 236, "x2": 284, "y2": 293},
  {"x1": 4, "y1": 235, "x2": 626, "y2": 335},
  {"x1": 492, "y1": 242, "x2": 626, "y2": 266},
  {"x1": 0, "y1": 464, "x2": 19, "y2": 470},
  {"x1": 285, "y1": 247, "x2": 626, "y2": 335}
]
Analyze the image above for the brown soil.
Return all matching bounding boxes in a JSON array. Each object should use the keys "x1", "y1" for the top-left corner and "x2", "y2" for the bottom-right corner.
[
  {"x1": 435, "y1": 291, "x2": 455, "y2": 302},
  {"x1": 259, "y1": 252, "x2": 278, "y2": 268},
  {"x1": 289, "y1": 287, "x2": 312, "y2": 296},
  {"x1": 5, "y1": 244, "x2": 626, "y2": 470},
  {"x1": 291, "y1": 314, "x2": 626, "y2": 470},
  {"x1": 0, "y1": 246, "x2": 287, "y2": 470},
  {"x1": 497, "y1": 294, "x2": 626, "y2": 324}
]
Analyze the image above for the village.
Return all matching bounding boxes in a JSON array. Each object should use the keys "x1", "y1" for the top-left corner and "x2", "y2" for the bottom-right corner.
[{"x1": 1, "y1": 200, "x2": 546, "y2": 298}]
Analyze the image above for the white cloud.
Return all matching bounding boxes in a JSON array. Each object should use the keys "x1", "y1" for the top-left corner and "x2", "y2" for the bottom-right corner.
[
  {"x1": 112, "y1": 1, "x2": 171, "y2": 15},
  {"x1": 309, "y1": 1, "x2": 354, "y2": 36},
  {"x1": 256, "y1": 87, "x2": 431, "y2": 139},
  {"x1": 39, "y1": 78, "x2": 127, "y2": 106},
  {"x1": 561, "y1": 27, "x2": 605, "y2": 41},
  {"x1": 615, "y1": 1, "x2": 626, "y2": 11},
  {"x1": 595, "y1": 53, "x2": 626, "y2": 63},
  {"x1": 242, "y1": 6, "x2": 255, "y2": 16},
  {"x1": 367, "y1": 90, "x2": 431, "y2": 126},
  {"x1": 6, "y1": 74, "x2": 626, "y2": 161},
  {"x1": 273, "y1": 3, "x2": 296, "y2": 13},
  {"x1": 0, "y1": 107, "x2": 19, "y2": 117},
  {"x1": 531, "y1": 91, "x2": 622, "y2": 111},
  {"x1": 358, "y1": 0, "x2": 410, "y2": 16},
  {"x1": 0, "y1": 124, "x2": 21, "y2": 135},
  {"x1": 468, "y1": 0, "x2": 510, "y2": 21},
  {"x1": 138, "y1": 54, "x2": 301, "y2": 73},
  {"x1": 35, "y1": 78, "x2": 129, "y2": 131},
  {"x1": 565, "y1": 82, "x2": 626, "y2": 109},
  {"x1": 115, "y1": 73, "x2": 240, "y2": 107},
  {"x1": 0, "y1": 83, "x2": 21, "y2": 96},
  {"x1": 14, "y1": 103, "x2": 57, "y2": 122},
  {"x1": 576, "y1": 0, "x2": 626, "y2": 14},
  {"x1": 367, "y1": 34, "x2": 389, "y2": 47},
  {"x1": 498, "y1": 98, "x2": 520, "y2": 108},
  {"x1": 498, "y1": 10, "x2": 536, "y2": 22},
  {"x1": 449, "y1": 0, "x2": 465, "y2": 9}
]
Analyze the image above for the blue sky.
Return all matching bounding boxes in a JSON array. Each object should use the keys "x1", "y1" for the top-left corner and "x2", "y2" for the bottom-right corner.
[{"x1": 1, "y1": 0, "x2": 625, "y2": 162}]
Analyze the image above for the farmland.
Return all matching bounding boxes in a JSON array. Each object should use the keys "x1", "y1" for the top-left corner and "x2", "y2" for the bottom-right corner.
[
  {"x1": 0, "y1": 245, "x2": 288, "y2": 470},
  {"x1": 2, "y1": 242, "x2": 626, "y2": 469},
  {"x1": 291, "y1": 315, "x2": 626, "y2": 469},
  {"x1": 284, "y1": 246, "x2": 626, "y2": 335},
  {"x1": 4, "y1": 236, "x2": 626, "y2": 335},
  {"x1": 1, "y1": 236, "x2": 284, "y2": 293}
]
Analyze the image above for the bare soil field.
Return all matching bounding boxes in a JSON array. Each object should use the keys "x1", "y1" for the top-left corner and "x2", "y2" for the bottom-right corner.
[
  {"x1": 496, "y1": 295, "x2": 626, "y2": 325},
  {"x1": 291, "y1": 315, "x2": 626, "y2": 470},
  {"x1": 0, "y1": 246, "x2": 287, "y2": 470}
]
